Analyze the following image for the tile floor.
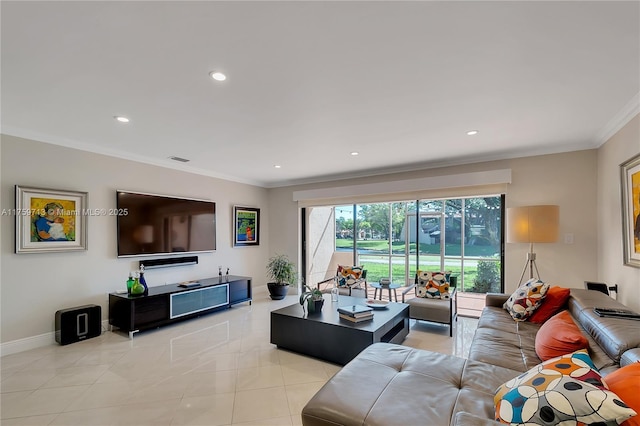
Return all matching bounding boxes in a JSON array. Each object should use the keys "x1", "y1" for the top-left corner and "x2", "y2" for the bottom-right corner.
[{"x1": 1, "y1": 295, "x2": 478, "y2": 426}]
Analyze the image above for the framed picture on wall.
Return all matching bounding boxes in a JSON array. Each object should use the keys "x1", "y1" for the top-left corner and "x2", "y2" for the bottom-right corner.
[
  {"x1": 233, "y1": 206, "x2": 260, "y2": 247},
  {"x1": 620, "y1": 153, "x2": 640, "y2": 268},
  {"x1": 15, "y1": 185, "x2": 88, "y2": 254}
]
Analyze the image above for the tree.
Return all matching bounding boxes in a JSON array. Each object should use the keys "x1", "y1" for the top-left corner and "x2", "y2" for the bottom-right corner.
[
  {"x1": 464, "y1": 197, "x2": 501, "y2": 247},
  {"x1": 357, "y1": 203, "x2": 405, "y2": 240},
  {"x1": 336, "y1": 216, "x2": 354, "y2": 238}
]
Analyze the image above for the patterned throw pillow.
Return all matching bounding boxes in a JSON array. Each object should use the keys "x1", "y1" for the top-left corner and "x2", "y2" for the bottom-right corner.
[
  {"x1": 495, "y1": 350, "x2": 637, "y2": 425},
  {"x1": 337, "y1": 265, "x2": 363, "y2": 288},
  {"x1": 416, "y1": 271, "x2": 450, "y2": 299},
  {"x1": 503, "y1": 278, "x2": 550, "y2": 321}
]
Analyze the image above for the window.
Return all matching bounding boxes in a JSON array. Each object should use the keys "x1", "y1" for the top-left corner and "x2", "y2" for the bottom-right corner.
[{"x1": 305, "y1": 195, "x2": 504, "y2": 298}]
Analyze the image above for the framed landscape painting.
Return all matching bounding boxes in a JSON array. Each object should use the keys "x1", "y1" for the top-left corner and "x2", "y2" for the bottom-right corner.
[
  {"x1": 621, "y1": 153, "x2": 640, "y2": 268},
  {"x1": 233, "y1": 206, "x2": 260, "y2": 247},
  {"x1": 15, "y1": 185, "x2": 88, "y2": 254}
]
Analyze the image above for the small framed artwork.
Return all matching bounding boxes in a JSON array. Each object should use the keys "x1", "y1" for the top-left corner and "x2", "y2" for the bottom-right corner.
[
  {"x1": 233, "y1": 206, "x2": 259, "y2": 247},
  {"x1": 620, "y1": 153, "x2": 640, "y2": 268},
  {"x1": 15, "y1": 185, "x2": 88, "y2": 254}
]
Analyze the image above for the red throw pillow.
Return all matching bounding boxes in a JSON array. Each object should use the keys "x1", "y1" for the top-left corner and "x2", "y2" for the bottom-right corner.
[
  {"x1": 528, "y1": 286, "x2": 571, "y2": 324},
  {"x1": 603, "y1": 363, "x2": 640, "y2": 426},
  {"x1": 535, "y1": 310, "x2": 589, "y2": 361}
]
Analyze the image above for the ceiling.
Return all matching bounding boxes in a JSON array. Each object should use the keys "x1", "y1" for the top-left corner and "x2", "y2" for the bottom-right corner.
[{"x1": 2, "y1": 1, "x2": 639, "y2": 188}]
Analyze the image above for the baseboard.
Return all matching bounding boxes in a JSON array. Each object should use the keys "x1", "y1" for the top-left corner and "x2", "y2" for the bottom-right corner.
[
  {"x1": 0, "y1": 332, "x2": 55, "y2": 356},
  {"x1": 0, "y1": 320, "x2": 112, "y2": 356}
]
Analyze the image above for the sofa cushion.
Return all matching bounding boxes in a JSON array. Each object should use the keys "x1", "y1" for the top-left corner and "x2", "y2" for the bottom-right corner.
[
  {"x1": 479, "y1": 290, "x2": 620, "y2": 374},
  {"x1": 568, "y1": 289, "x2": 640, "y2": 363},
  {"x1": 301, "y1": 343, "x2": 519, "y2": 426},
  {"x1": 477, "y1": 306, "x2": 541, "y2": 339},
  {"x1": 535, "y1": 310, "x2": 589, "y2": 361},
  {"x1": 528, "y1": 286, "x2": 571, "y2": 324},
  {"x1": 494, "y1": 350, "x2": 637, "y2": 425},
  {"x1": 503, "y1": 278, "x2": 550, "y2": 321},
  {"x1": 470, "y1": 327, "x2": 541, "y2": 372},
  {"x1": 470, "y1": 306, "x2": 542, "y2": 372},
  {"x1": 603, "y1": 363, "x2": 640, "y2": 426},
  {"x1": 622, "y1": 349, "x2": 640, "y2": 367},
  {"x1": 453, "y1": 411, "x2": 502, "y2": 426}
]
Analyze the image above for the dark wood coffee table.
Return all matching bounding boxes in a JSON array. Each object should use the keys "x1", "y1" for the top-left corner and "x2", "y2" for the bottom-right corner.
[{"x1": 270, "y1": 294, "x2": 409, "y2": 365}]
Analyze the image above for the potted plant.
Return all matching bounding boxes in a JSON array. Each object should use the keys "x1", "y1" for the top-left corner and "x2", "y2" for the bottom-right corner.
[
  {"x1": 266, "y1": 254, "x2": 297, "y2": 300},
  {"x1": 300, "y1": 284, "x2": 324, "y2": 314}
]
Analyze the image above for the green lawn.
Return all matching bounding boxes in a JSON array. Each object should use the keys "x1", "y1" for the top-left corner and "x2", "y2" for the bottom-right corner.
[
  {"x1": 336, "y1": 239, "x2": 500, "y2": 257},
  {"x1": 359, "y1": 262, "x2": 500, "y2": 293},
  {"x1": 334, "y1": 239, "x2": 501, "y2": 293}
]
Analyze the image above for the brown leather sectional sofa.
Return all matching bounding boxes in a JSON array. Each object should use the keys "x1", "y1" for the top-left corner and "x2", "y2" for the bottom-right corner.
[{"x1": 301, "y1": 289, "x2": 640, "y2": 426}]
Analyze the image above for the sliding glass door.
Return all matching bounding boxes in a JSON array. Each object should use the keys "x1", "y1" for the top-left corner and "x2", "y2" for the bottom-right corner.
[{"x1": 305, "y1": 195, "x2": 504, "y2": 311}]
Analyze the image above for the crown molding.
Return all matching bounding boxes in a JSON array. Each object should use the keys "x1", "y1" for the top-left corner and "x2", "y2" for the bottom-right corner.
[
  {"x1": 594, "y1": 92, "x2": 640, "y2": 147},
  {"x1": 0, "y1": 127, "x2": 267, "y2": 188}
]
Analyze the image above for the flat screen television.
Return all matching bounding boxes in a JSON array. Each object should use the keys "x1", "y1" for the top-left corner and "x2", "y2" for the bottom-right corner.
[{"x1": 116, "y1": 190, "x2": 216, "y2": 257}]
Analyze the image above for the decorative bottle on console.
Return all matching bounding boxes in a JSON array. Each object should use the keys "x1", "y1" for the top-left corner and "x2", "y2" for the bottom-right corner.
[
  {"x1": 131, "y1": 272, "x2": 145, "y2": 296},
  {"x1": 139, "y1": 265, "x2": 149, "y2": 295},
  {"x1": 126, "y1": 272, "x2": 135, "y2": 295}
]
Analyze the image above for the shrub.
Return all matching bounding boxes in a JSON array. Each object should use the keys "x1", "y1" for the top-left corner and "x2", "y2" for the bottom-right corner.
[{"x1": 469, "y1": 260, "x2": 501, "y2": 293}]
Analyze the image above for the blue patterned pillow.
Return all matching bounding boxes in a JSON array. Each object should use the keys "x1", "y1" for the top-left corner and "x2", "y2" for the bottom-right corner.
[{"x1": 494, "y1": 350, "x2": 636, "y2": 425}]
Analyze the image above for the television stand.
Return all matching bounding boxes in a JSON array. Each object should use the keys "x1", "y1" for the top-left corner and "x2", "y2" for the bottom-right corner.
[{"x1": 109, "y1": 275, "x2": 251, "y2": 338}]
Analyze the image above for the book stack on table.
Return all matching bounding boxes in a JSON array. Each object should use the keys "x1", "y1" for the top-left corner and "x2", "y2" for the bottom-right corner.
[{"x1": 338, "y1": 304, "x2": 374, "y2": 323}]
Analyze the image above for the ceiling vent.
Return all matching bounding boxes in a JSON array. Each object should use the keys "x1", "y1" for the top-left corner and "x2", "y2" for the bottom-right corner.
[{"x1": 169, "y1": 156, "x2": 190, "y2": 163}]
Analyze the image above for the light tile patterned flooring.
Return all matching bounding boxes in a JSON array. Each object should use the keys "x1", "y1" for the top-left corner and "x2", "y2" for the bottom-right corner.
[{"x1": 1, "y1": 295, "x2": 478, "y2": 426}]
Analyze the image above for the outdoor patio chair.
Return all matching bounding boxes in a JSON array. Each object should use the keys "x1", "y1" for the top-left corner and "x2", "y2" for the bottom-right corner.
[
  {"x1": 402, "y1": 271, "x2": 457, "y2": 336},
  {"x1": 318, "y1": 265, "x2": 368, "y2": 297}
]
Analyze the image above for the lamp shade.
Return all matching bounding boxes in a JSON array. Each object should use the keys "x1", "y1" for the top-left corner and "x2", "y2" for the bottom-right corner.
[{"x1": 506, "y1": 205, "x2": 559, "y2": 243}]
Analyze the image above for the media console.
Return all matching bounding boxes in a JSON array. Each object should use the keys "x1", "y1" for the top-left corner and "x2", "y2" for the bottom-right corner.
[{"x1": 109, "y1": 275, "x2": 252, "y2": 338}]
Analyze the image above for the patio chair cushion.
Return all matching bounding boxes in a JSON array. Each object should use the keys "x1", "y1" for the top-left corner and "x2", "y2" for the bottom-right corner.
[
  {"x1": 416, "y1": 271, "x2": 450, "y2": 299},
  {"x1": 406, "y1": 296, "x2": 452, "y2": 323},
  {"x1": 337, "y1": 265, "x2": 364, "y2": 288}
]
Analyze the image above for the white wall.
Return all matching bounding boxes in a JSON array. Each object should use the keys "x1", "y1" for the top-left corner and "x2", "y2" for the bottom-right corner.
[
  {"x1": 1, "y1": 135, "x2": 270, "y2": 346},
  {"x1": 269, "y1": 150, "x2": 599, "y2": 297},
  {"x1": 4, "y1": 119, "x2": 637, "y2": 350},
  {"x1": 597, "y1": 114, "x2": 640, "y2": 311}
]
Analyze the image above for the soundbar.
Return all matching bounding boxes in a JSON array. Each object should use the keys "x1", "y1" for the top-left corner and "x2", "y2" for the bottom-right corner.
[{"x1": 140, "y1": 256, "x2": 198, "y2": 269}]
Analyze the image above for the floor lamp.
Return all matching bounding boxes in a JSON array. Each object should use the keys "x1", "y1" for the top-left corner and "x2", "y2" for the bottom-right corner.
[{"x1": 507, "y1": 205, "x2": 559, "y2": 284}]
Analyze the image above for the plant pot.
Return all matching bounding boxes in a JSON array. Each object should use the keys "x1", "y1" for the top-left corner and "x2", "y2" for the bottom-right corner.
[
  {"x1": 268, "y1": 283, "x2": 289, "y2": 300},
  {"x1": 307, "y1": 298, "x2": 324, "y2": 314}
]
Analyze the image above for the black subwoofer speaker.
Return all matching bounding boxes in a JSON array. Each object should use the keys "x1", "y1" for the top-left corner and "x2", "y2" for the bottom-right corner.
[{"x1": 55, "y1": 304, "x2": 102, "y2": 345}]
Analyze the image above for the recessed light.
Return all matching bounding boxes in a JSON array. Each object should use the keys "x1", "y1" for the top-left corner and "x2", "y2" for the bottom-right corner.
[
  {"x1": 115, "y1": 116, "x2": 130, "y2": 123},
  {"x1": 274, "y1": 165, "x2": 281, "y2": 169},
  {"x1": 466, "y1": 130, "x2": 479, "y2": 136},
  {"x1": 350, "y1": 151, "x2": 359, "y2": 156},
  {"x1": 210, "y1": 71, "x2": 226, "y2": 81}
]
